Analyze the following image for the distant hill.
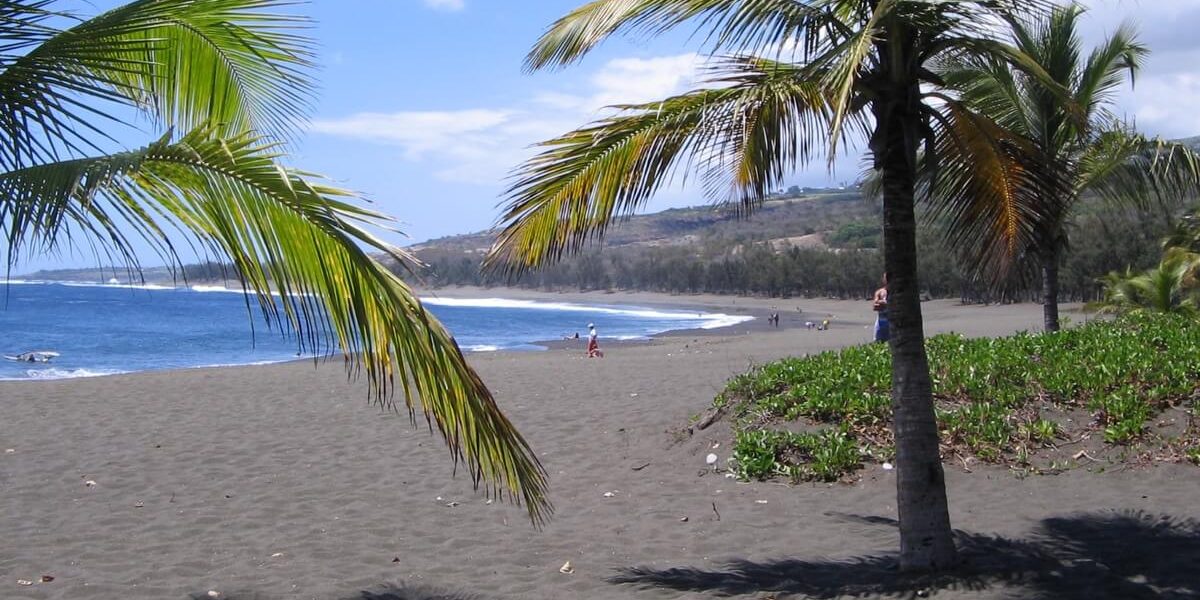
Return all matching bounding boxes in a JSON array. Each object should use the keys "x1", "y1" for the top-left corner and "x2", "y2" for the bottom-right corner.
[
  {"x1": 409, "y1": 187, "x2": 876, "y2": 257},
  {"x1": 17, "y1": 262, "x2": 239, "y2": 286}
]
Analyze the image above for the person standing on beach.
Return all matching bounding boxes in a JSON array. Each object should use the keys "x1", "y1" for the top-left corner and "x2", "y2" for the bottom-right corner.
[
  {"x1": 586, "y1": 323, "x2": 603, "y2": 358},
  {"x1": 873, "y1": 275, "x2": 890, "y2": 343}
]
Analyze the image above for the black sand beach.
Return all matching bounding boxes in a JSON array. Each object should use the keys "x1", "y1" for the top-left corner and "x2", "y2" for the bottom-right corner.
[{"x1": 1, "y1": 293, "x2": 1196, "y2": 599}]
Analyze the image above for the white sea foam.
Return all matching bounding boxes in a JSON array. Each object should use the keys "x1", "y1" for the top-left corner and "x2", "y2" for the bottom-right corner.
[
  {"x1": 190, "y1": 284, "x2": 240, "y2": 294},
  {"x1": 187, "y1": 358, "x2": 298, "y2": 370},
  {"x1": 464, "y1": 344, "x2": 501, "y2": 352},
  {"x1": 697, "y1": 313, "x2": 756, "y2": 329},
  {"x1": 420, "y1": 296, "x2": 753, "y2": 330},
  {"x1": 2, "y1": 279, "x2": 179, "y2": 291},
  {"x1": 0, "y1": 367, "x2": 128, "y2": 381},
  {"x1": 59, "y1": 281, "x2": 176, "y2": 291}
]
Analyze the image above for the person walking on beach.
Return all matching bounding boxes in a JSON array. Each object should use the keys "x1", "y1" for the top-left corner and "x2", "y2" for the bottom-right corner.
[
  {"x1": 873, "y1": 274, "x2": 890, "y2": 343},
  {"x1": 586, "y1": 323, "x2": 603, "y2": 358}
]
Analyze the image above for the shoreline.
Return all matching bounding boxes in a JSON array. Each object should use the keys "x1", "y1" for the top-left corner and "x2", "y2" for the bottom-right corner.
[{"x1": 3, "y1": 284, "x2": 1090, "y2": 381}]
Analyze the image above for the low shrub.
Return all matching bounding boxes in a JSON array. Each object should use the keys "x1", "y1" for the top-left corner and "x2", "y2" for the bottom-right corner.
[{"x1": 719, "y1": 312, "x2": 1200, "y2": 481}]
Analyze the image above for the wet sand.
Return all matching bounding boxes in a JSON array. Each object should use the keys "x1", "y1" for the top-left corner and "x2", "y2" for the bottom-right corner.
[{"x1": 1, "y1": 293, "x2": 1195, "y2": 599}]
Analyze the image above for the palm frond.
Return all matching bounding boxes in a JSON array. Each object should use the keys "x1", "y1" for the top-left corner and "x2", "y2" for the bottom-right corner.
[
  {"x1": 525, "y1": 0, "x2": 853, "y2": 70},
  {"x1": 821, "y1": 0, "x2": 886, "y2": 153},
  {"x1": 1075, "y1": 20, "x2": 1144, "y2": 119},
  {"x1": 487, "y1": 57, "x2": 843, "y2": 275},
  {"x1": 0, "y1": 0, "x2": 63, "y2": 55},
  {"x1": 936, "y1": 33, "x2": 1085, "y2": 130},
  {"x1": 923, "y1": 98, "x2": 1054, "y2": 280},
  {"x1": 936, "y1": 53, "x2": 1031, "y2": 135},
  {"x1": 0, "y1": 125, "x2": 551, "y2": 524},
  {"x1": 1099, "y1": 256, "x2": 1196, "y2": 315},
  {"x1": 0, "y1": 0, "x2": 315, "y2": 170},
  {"x1": 1080, "y1": 129, "x2": 1200, "y2": 211}
]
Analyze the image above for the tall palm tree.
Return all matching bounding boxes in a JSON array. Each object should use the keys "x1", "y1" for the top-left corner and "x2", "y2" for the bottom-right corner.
[
  {"x1": 486, "y1": 0, "x2": 1065, "y2": 571},
  {"x1": 0, "y1": 0, "x2": 548, "y2": 522},
  {"x1": 929, "y1": 4, "x2": 1200, "y2": 331}
]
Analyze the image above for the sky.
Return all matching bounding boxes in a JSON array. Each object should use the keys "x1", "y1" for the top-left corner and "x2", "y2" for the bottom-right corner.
[{"x1": 21, "y1": 0, "x2": 1200, "y2": 271}]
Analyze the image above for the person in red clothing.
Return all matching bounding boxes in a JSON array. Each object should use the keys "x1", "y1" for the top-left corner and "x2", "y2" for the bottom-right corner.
[{"x1": 586, "y1": 323, "x2": 603, "y2": 358}]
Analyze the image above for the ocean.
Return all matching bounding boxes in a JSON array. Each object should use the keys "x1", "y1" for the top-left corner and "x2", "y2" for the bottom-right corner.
[{"x1": 0, "y1": 281, "x2": 751, "y2": 381}]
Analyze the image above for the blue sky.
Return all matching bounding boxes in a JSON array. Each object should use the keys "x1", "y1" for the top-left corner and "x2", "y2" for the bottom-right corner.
[{"x1": 21, "y1": 0, "x2": 1200, "y2": 271}]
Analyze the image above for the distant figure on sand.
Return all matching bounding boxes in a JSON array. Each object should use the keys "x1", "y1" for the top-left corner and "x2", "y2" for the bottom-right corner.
[
  {"x1": 587, "y1": 323, "x2": 603, "y2": 358},
  {"x1": 873, "y1": 274, "x2": 890, "y2": 342}
]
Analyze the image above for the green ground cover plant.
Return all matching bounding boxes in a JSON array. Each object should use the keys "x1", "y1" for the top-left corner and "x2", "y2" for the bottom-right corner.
[{"x1": 718, "y1": 313, "x2": 1200, "y2": 482}]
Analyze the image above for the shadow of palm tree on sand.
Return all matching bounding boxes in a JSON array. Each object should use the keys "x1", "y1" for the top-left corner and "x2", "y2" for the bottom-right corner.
[
  {"x1": 190, "y1": 583, "x2": 487, "y2": 600},
  {"x1": 611, "y1": 510, "x2": 1200, "y2": 599}
]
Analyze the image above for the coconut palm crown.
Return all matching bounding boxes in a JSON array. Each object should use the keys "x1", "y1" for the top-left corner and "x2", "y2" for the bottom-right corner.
[
  {"x1": 928, "y1": 3, "x2": 1200, "y2": 331},
  {"x1": 486, "y1": 0, "x2": 1072, "y2": 571},
  {"x1": 0, "y1": 0, "x2": 549, "y2": 522}
]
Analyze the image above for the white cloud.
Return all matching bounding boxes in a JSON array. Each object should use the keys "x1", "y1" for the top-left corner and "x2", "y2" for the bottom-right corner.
[
  {"x1": 311, "y1": 54, "x2": 705, "y2": 185},
  {"x1": 422, "y1": 0, "x2": 464, "y2": 11},
  {"x1": 1072, "y1": 0, "x2": 1200, "y2": 138}
]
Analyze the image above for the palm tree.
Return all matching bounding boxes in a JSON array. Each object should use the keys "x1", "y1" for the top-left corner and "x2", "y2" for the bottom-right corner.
[
  {"x1": 929, "y1": 4, "x2": 1200, "y2": 331},
  {"x1": 0, "y1": 0, "x2": 548, "y2": 522},
  {"x1": 486, "y1": 0, "x2": 1066, "y2": 571},
  {"x1": 1100, "y1": 207, "x2": 1200, "y2": 315},
  {"x1": 1099, "y1": 254, "x2": 1198, "y2": 315}
]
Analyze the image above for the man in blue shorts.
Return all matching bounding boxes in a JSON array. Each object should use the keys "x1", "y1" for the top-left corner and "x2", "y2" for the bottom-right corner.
[{"x1": 873, "y1": 275, "x2": 889, "y2": 343}]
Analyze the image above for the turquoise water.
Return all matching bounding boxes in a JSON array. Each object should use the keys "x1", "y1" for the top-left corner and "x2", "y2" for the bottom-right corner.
[{"x1": 0, "y1": 282, "x2": 750, "y2": 381}]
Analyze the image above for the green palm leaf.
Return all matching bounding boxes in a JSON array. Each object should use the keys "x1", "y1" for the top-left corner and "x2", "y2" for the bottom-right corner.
[
  {"x1": 0, "y1": 0, "x2": 314, "y2": 170},
  {"x1": 0, "y1": 125, "x2": 551, "y2": 523},
  {"x1": 526, "y1": 0, "x2": 852, "y2": 70},
  {"x1": 488, "y1": 56, "x2": 848, "y2": 275}
]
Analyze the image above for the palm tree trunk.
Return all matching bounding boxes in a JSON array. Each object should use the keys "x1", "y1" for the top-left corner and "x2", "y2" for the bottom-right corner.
[
  {"x1": 873, "y1": 97, "x2": 958, "y2": 572},
  {"x1": 1041, "y1": 246, "x2": 1061, "y2": 332}
]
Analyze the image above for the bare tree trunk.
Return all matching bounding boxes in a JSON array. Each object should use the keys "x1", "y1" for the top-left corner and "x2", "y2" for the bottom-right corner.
[
  {"x1": 1041, "y1": 245, "x2": 1061, "y2": 332},
  {"x1": 873, "y1": 92, "x2": 957, "y2": 573}
]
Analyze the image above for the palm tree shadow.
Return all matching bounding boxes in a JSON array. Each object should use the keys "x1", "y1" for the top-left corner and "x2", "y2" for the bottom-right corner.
[
  {"x1": 349, "y1": 585, "x2": 487, "y2": 600},
  {"x1": 189, "y1": 583, "x2": 487, "y2": 600},
  {"x1": 610, "y1": 510, "x2": 1200, "y2": 599}
]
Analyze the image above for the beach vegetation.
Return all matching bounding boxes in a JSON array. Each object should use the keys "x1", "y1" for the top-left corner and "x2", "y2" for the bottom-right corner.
[
  {"x1": 720, "y1": 313, "x2": 1200, "y2": 479},
  {"x1": 486, "y1": 0, "x2": 1090, "y2": 570},
  {"x1": 732, "y1": 426, "x2": 862, "y2": 483},
  {"x1": 0, "y1": 0, "x2": 547, "y2": 521}
]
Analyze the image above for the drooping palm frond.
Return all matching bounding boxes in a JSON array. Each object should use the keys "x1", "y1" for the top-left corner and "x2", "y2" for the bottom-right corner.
[
  {"x1": 0, "y1": 125, "x2": 552, "y2": 524},
  {"x1": 488, "y1": 57, "x2": 851, "y2": 275},
  {"x1": 0, "y1": 0, "x2": 314, "y2": 170},
  {"x1": 923, "y1": 98, "x2": 1055, "y2": 277}
]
